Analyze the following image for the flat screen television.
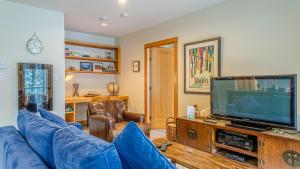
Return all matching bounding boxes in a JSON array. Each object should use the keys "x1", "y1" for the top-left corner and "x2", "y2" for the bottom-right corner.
[{"x1": 211, "y1": 74, "x2": 297, "y2": 130}]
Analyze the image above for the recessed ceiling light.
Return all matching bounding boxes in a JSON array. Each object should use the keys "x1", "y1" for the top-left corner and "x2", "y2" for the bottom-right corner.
[
  {"x1": 120, "y1": 12, "x2": 129, "y2": 17},
  {"x1": 118, "y1": 0, "x2": 127, "y2": 5},
  {"x1": 99, "y1": 16, "x2": 109, "y2": 22},
  {"x1": 101, "y1": 23, "x2": 108, "y2": 27}
]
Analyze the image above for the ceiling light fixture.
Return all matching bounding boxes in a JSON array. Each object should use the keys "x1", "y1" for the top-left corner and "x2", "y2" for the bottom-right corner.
[
  {"x1": 118, "y1": 0, "x2": 127, "y2": 5},
  {"x1": 99, "y1": 16, "x2": 109, "y2": 22},
  {"x1": 99, "y1": 17, "x2": 109, "y2": 27},
  {"x1": 101, "y1": 23, "x2": 108, "y2": 27}
]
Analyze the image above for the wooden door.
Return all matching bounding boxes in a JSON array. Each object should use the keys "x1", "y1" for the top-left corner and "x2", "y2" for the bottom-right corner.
[
  {"x1": 259, "y1": 136, "x2": 293, "y2": 169},
  {"x1": 150, "y1": 47, "x2": 174, "y2": 128},
  {"x1": 176, "y1": 119, "x2": 212, "y2": 152}
]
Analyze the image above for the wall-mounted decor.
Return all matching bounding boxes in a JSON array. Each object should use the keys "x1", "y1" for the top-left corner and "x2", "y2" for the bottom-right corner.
[
  {"x1": 27, "y1": 33, "x2": 43, "y2": 54},
  {"x1": 133, "y1": 61, "x2": 140, "y2": 72},
  {"x1": 80, "y1": 62, "x2": 93, "y2": 71},
  {"x1": 93, "y1": 63, "x2": 104, "y2": 72},
  {"x1": 184, "y1": 37, "x2": 221, "y2": 94}
]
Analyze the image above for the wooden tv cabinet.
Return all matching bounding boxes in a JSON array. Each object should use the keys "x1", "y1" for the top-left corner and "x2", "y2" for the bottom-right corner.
[{"x1": 176, "y1": 117, "x2": 300, "y2": 169}]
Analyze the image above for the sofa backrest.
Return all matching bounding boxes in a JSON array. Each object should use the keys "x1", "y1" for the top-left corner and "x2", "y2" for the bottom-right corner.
[
  {"x1": 0, "y1": 126, "x2": 49, "y2": 169},
  {"x1": 53, "y1": 126, "x2": 123, "y2": 169},
  {"x1": 17, "y1": 111, "x2": 61, "y2": 169}
]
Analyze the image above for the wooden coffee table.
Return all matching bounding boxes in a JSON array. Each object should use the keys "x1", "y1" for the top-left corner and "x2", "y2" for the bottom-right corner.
[{"x1": 153, "y1": 138, "x2": 256, "y2": 169}]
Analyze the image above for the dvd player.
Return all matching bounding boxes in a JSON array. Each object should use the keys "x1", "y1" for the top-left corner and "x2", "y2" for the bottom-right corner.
[{"x1": 217, "y1": 130, "x2": 257, "y2": 151}]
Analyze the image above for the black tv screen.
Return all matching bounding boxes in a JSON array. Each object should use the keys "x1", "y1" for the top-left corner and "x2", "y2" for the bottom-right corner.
[{"x1": 211, "y1": 75, "x2": 297, "y2": 129}]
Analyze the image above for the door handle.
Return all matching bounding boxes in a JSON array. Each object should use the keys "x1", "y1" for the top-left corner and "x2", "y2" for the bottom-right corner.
[
  {"x1": 187, "y1": 129, "x2": 197, "y2": 139},
  {"x1": 283, "y1": 150, "x2": 300, "y2": 167}
]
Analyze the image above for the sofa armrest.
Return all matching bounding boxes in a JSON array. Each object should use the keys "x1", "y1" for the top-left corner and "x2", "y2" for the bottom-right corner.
[
  {"x1": 89, "y1": 115, "x2": 115, "y2": 141},
  {"x1": 124, "y1": 112, "x2": 144, "y2": 123},
  {"x1": 68, "y1": 122, "x2": 83, "y2": 130}
]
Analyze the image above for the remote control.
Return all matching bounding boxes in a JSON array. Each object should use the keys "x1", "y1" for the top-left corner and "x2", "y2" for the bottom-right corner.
[{"x1": 157, "y1": 142, "x2": 172, "y2": 152}]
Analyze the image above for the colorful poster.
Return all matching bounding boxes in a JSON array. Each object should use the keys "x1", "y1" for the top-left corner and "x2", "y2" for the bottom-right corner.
[{"x1": 184, "y1": 37, "x2": 221, "y2": 94}]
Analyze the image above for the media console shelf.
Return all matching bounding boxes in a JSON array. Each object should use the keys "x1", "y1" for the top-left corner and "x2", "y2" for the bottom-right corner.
[{"x1": 176, "y1": 117, "x2": 300, "y2": 169}]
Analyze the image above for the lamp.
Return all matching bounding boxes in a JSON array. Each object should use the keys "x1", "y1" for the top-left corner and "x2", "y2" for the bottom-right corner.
[
  {"x1": 65, "y1": 73, "x2": 74, "y2": 82},
  {"x1": 107, "y1": 82, "x2": 119, "y2": 96}
]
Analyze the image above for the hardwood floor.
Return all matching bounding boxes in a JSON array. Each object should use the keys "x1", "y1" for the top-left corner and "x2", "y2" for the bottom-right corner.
[{"x1": 150, "y1": 129, "x2": 166, "y2": 140}]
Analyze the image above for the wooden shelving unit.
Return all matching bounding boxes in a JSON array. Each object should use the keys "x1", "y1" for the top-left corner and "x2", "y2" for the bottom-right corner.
[
  {"x1": 214, "y1": 150, "x2": 258, "y2": 168},
  {"x1": 65, "y1": 40, "x2": 121, "y2": 74},
  {"x1": 212, "y1": 142, "x2": 258, "y2": 158},
  {"x1": 65, "y1": 70, "x2": 117, "y2": 75},
  {"x1": 65, "y1": 56, "x2": 118, "y2": 62}
]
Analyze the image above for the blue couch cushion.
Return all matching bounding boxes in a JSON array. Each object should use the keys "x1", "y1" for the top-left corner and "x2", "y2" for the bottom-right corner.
[
  {"x1": 0, "y1": 126, "x2": 49, "y2": 169},
  {"x1": 113, "y1": 122, "x2": 176, "y2": 169},
  {"x1": 67, "y1": 122, "x2": 83, "y2": 130},
  {"x1": 53, "y1": 126, "x2": 123, "y2": 169},
  {"x1": 39, "y1": 108, "x2": 68, "y2": 127},
  {"x1": 17, "y1": 110, "x2": 35, "y2": 137},
  {"x1": 17, "y1": 110, "x2": 61, "y2": 169},
  {"x1": 39, "y1": 108, "x2": 83, "y2": 130}
]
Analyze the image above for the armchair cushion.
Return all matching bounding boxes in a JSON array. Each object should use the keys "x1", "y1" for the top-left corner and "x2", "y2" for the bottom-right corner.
[
  {"x1": 39, "y1": 108, "x2": 68, "y2": 127},
  {"x1": 88, "y1": 100, "x2": 125, "y2": 123},
  {"x1": 53, "y1": 126, "x2": 123, "y2": 169},
  {"x1": 113, "y1": 122, "x2": 175, "y2": 169},
  {"x1": 124, "y1": 112, "x2": 144, "y2": 122}
]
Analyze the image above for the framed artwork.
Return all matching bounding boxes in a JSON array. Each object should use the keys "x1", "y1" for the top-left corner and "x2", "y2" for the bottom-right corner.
[
  {"x1": 80, "y1": 62, "x2": 93, "y2": 71},
  {"x1": 133, "y1": 61, "x2": 140, "y2": 72},
  {"x1": 184, "y1": 37, "x2": 221, "y2": 94},
  {"x1": 93, "y1": 63, "x2": 104, "y2": 72}
]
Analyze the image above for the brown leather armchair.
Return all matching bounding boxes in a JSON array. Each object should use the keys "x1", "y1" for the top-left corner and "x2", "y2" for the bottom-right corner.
[{"x1": 88, "y1": 100, "x2": 151, "y2": 142}]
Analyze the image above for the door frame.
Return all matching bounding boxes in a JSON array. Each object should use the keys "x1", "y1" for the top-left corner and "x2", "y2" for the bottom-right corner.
[{"x1": 144, "y1": 37, "x2": 178, "y2": 123}]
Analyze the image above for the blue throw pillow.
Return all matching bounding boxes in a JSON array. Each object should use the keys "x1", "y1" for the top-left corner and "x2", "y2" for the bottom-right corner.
[
  {"x1": 0, "y1": 126, "x2": 49, "y2": 169},
  {"x1": 113, "y1": 122, "x2": 176, "y2": 169},
  {"x1": 39, "y1": 108, "x2": 68, "y2": 127},
  {"x1": 53, "y1": 126, "x2": 123, "y2": 169},
  {"x1": 17, "y1": 110, "x2": 35, "y2": 137},
  {"x1": 18, "y1": 111, "x2": 61, "y2": 169}
]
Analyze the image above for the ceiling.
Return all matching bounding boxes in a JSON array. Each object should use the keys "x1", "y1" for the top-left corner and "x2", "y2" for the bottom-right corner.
[{"x1": 8, "y1": 0, "x2": 225, "y2": 37}]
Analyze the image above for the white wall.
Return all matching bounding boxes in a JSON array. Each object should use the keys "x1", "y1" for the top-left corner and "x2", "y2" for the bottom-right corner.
[
  {"x1": 118, "y1": 0, "x2": 300, "y2": 125},
  {"x1": 0, "y1": 1, "x2": 65, "y2": 126},
  {"x1": 65, "y1": 30, "x2": 117, "y2": 120},
  {"x1": 65, "y1": 30, "x2": 116, "y2": 45}
]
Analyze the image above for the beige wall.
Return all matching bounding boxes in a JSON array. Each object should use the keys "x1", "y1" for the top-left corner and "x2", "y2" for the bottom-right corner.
[
  {"x1": 118, "y1": 0, "x2": 300, "y2": 125},
  {"x1": 0, "y1": 1, "x2": 65, "y2": 126}
]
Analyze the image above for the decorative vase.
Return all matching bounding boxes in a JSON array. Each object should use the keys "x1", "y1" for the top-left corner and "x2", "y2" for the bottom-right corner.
[
  {"x1": 107, "y1": 82, "x2": 119, "y2": 96},
  {"x1": 73, "y1": 83, "x2": 79, "y2": 98}
]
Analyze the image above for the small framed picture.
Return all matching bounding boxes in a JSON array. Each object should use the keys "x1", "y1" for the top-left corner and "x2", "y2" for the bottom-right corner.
[
  {"x1": 80, "y1": 62, "x2": 93, "y2": 71},
  {"x1": 93, "y1": 63, "x2": 104, "y2": 72},
  {"x1": 133, "y1": 61, "x2": 140, "y2": 72}
]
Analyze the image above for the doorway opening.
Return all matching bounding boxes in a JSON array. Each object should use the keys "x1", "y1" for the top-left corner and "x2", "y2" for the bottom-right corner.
[{"x1": 144, "y1": 37, "x2": 178, "y2": 129}]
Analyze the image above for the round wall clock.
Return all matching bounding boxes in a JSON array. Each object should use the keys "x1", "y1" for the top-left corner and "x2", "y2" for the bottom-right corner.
[{"x1": 27, "y1": 33, "x2": 43, "y2": 54}]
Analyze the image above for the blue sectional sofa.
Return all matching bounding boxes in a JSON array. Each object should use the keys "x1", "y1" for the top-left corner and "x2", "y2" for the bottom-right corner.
[{"x1": 0, "y1": 109, "x2": 176, "y2": 169}]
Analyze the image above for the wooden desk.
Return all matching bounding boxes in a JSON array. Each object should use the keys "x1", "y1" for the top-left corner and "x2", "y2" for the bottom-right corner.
[
  {"x1": 153, "y1": 138, "x2": 255, "y2": 169},
  {"x1": 65, "y1": 96, "x2": 129, "y2": 123}
]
